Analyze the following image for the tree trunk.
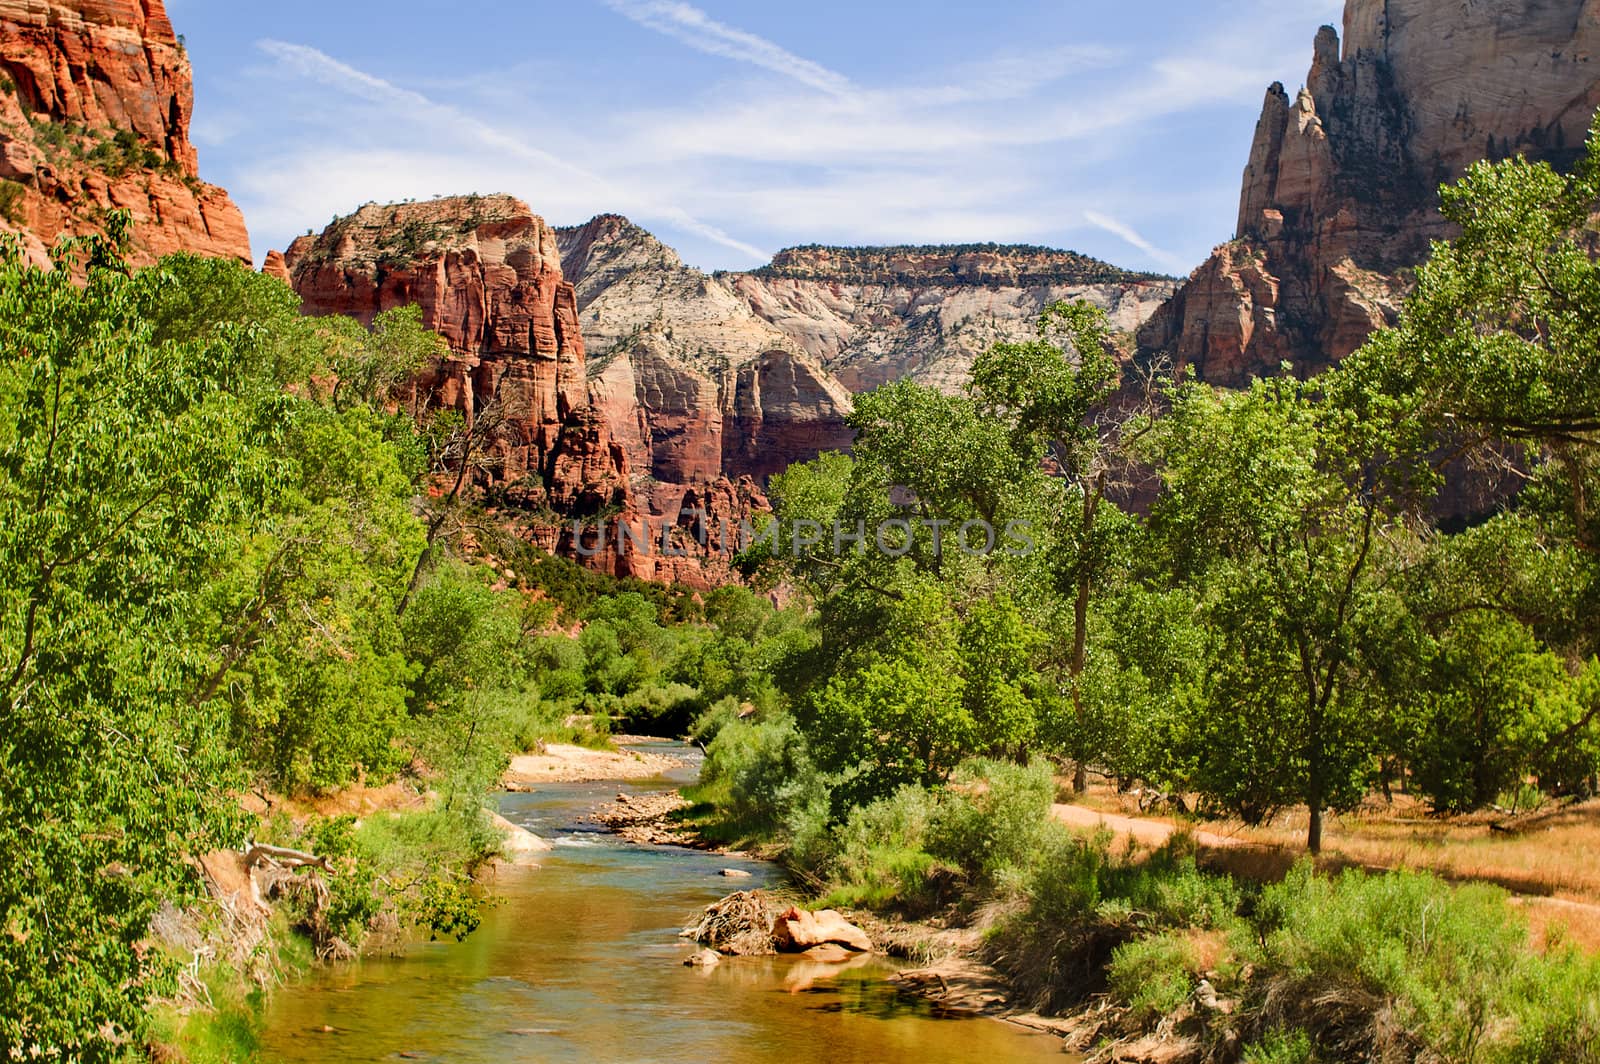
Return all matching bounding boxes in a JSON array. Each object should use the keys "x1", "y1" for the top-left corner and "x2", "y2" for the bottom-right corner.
[
  {"x1": 1307, "y1": 705, "x2": 1325, "y2": 855},
  {"x1": 1067, "y1": 480, "x2": 1101, "y2": 795}
]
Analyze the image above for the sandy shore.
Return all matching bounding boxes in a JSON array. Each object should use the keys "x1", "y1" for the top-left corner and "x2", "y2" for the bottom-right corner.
[{"x1": 503, "y1": 742, "x2": 681, "y2": 786}]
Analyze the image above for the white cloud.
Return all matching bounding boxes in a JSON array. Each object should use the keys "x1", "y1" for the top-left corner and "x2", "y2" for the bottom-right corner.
[
  {"x1": 248, "y1": 40, "x2": 769, "y2": 262},
  {"x1": 228, "y1": 0, "x2": 1341, "y2": 274},
  {"x1": 601, "y1": 0, "x2": 853, "y2": 96},
  {"x1": 1082, "y1": 210, "x2": 1182, "y2": 269}
]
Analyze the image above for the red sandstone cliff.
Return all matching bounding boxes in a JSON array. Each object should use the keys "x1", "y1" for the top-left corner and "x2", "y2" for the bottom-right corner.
[
  {"x1": 282, "y1": 197, "x2": 761, "y2": 588},
  {"x1": 1140, "y1": 0, "x2": 1600, "y2": 384},
  {"x1": 0, "y1": 0, "x2": 249, "y2": 265}
]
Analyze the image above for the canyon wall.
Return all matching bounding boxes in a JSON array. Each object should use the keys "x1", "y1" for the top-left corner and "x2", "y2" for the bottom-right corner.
[
  {"x1": 284, "y1": 204, "x2": 1173, "y2": 586},
  {"x1": 283, "y1": 197, "x2": 762, "y2": 588},
  {"x1": 1140, "y1": 0, "x2": 1600, "y2": 384},
  {"x1": 0, "y1": 0, "x2": 250, "y2": 265},
  {"x1": 558, "y1": 214, "x2": 1175, "y2": 488}
]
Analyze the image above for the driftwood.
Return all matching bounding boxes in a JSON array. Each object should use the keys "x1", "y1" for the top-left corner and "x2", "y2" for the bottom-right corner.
[
  {"x1": 680, "y1": 890, "x2": 778, "y2": 956},
  {"x1": 244, "y1": 842, "x2": 331, "y2": 873}
]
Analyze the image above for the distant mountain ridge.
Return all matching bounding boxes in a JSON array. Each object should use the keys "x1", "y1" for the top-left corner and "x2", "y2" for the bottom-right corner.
[{"x1": 750, "y1": 243, "x2": 1173, "y2": 287}]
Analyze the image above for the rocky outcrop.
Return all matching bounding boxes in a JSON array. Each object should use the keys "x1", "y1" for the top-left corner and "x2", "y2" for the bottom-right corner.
[
  {"x1": 771, "y1": 906, "x2": 872, "y2": 953},
  {"x1": 557, "y1": 214, "x2": 1175, "y2": 482},
  {"x1": 0, "y1": 0, "x2": 250, "y2": 265},
  {"x1": 283, "y1": 195, "x2": 629, "y2": 512},
  {"x1": 281, "y1": 202, "x2": 1170, "y2": 587},
  {"x1": 1141, "y1": 0, "x2": 1600, "y2": 384},
  {"x1": 282, "y1": 197, "x2": 760, "y2": 588}
]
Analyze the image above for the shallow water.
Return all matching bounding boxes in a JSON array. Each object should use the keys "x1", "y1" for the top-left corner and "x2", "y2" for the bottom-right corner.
[{"x1": 259, "y1": 744, "x2": 1066, "y2": 1063}]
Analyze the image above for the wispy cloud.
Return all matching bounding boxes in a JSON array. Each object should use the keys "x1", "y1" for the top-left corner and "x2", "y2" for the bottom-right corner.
[
  {"x1": 601, "y1": 0, "x2": 853, "y2": 97},
  {"x1": 219, "y1": 0, "x2": 1339, "y2": 274},
  {"x1": 1082, "y1": 210, "x2": 1181, "y2": 269},
  {"x1": 251, "y1": 40, "x2": 770, "y2": 261}
]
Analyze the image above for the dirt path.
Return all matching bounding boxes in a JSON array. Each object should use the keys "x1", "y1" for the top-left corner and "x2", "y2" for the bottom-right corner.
[{"x1": 1050, "y1": 802, "x2": 1242, "y2": 850}]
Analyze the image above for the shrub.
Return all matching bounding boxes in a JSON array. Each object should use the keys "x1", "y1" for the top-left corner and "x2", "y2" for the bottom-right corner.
[
  {"x1": 1107, "y1": 932, "x2": 1200, "y2": 1023},
  {"x1": 699, "y1": 715, "x2": 825, "y2": 837},
  {"x1": 928, "y1": 758, "x2": 1056, "y2": 887},
  {"x1": 1241, "y1": 1030, "x2": 1314, "y2": 1064},
  {"x1": 1501, "y1": 944, "x2": 1600, "y2": 1064},
  {"x1": 1245, "y1": 863, "x2": 1526, "y2": 1061},
  {"x1": 822, "y1": 784, "x2": 946, "y2": 910}
]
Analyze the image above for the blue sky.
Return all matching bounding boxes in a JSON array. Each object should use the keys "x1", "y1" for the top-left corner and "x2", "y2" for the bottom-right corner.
[{"x1": 165, "y1": 0, "x2": 1343, "y2": 275}]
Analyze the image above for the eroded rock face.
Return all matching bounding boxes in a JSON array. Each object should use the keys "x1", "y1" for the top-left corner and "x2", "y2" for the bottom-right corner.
[
  {"x1": 283, "y1": 197, "x2": 760, "y2": 589},
  {"x1": 1142, "y1": 0, "x2": 1600, "y2": 383},
  {"x1": 0, "y1": 0, "x2": 250, "y2": 265},
  {"x1": 556, "y1": 214, "x2": 1175, "y2": 479},
  {"x1": 283, "y1": 201, "x2": 1170, "y2": 587},
  {"x1": 284, "y1": 196, "x2": 627, "y2": 513}
]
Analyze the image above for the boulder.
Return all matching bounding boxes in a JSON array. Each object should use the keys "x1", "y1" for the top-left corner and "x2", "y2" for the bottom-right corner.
[
  {"x1": 801, "y1": 943, "x2": 854, "y2": 964},
  {"x1": 491, "y1": 811, "x2": 552, "y2": 865},
  {"x1": 771, "y1": 906, "x2": 872, "y2": 953}
]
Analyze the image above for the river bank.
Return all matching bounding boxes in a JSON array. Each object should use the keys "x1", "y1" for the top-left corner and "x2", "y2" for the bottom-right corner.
[
  {"x1": 254, "y1": 745, "x2": 1068, "y2": 1063},
  {"x1": 603, "y1": 761, "x2": 1600, "y2": 1064}
]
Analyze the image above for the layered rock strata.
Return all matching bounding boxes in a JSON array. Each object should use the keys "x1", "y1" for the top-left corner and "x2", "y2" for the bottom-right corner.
[
  {"x1": 0, "y1": 0, "x2": 250, "y2": 265},
  {"x1": 282, "y1": 197, "x2": 759, "y2": 588},
  {"x1": 557, "y1": 214, "x2": 1175, "y2": 487},
  {"x1": 1141, "y1": 0, "x2": 1600, "y2": 384}
]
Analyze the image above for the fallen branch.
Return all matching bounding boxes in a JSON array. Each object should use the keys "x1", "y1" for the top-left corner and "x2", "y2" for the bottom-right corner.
[{"x1": 243, "y1": 842, "x2": 331, "y2": 873}]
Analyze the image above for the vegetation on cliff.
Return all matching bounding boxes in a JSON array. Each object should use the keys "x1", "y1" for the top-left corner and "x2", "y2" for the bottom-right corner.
[{"x1": 751, "y1": 242, "x2": 1173, "y2": 287}]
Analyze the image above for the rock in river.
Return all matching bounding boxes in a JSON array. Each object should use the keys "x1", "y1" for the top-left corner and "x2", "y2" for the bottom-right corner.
[{"x1": 772, "y1": 907, "x2": 872, "y2": 954}]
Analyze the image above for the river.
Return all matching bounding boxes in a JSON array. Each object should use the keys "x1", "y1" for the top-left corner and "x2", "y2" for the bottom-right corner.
[{"x1": 258, "y1": 744, "x2": 1067, "y2": 1062}]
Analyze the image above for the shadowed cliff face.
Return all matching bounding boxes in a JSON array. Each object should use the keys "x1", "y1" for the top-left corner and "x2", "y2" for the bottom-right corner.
[
  {"x1": 1141, "y1": 0, "x2": 1600, "y2": 384},
  {"x1": 281, "y1": 202, "x2": 1172, "y2": 587},
  {"x1": 0, "y1": 0, "x2": 250, "y2": 265},
  {"x1": 283, "y1": 197, "x2": 763, "y2": 590}
]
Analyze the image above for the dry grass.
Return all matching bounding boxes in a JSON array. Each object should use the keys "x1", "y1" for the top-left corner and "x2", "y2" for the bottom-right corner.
[{"x1": 1063, "y1": 778, "x2": 1600, "y2": 908}]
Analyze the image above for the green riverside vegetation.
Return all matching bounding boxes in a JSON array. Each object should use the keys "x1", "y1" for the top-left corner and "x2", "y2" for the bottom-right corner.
[
  {"x1": 678, "y1": 121, "x2": 1600, "y2": 1060},
  {"x1": 0, "y1": 218, "x2": 798, "y2": 1060},
  {"x1": 3, "y1": 117, "x2": 1600, "y2": 1064}
]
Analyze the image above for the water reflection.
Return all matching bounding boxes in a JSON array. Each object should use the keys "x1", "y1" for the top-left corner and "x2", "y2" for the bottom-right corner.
[{"x1": 259, "y1": 747, "x2": 1066, "y2": 1063}]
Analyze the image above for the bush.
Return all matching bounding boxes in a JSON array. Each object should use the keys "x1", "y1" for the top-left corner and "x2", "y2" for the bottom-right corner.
[
  {"x1": 1506, "y1": 944, "x2": 1600, "y2": 1063},
  {"x1": 928, "y1": 758, "x2": 1056, "y2": 887},
  {"x1": 698, "y1": 715, "x2": 825, "y2": 838},
  {"x1": 0, "y1": 179, "x2": 23, "y2": 225},
  {"x1": 822, "y1": 784, "x2": 946, "y2": 910},
  {"x1": 1107, "y1": 932, "x2": 1199, "y2": 1023},
  {"x1": 1241, "y1": 1030, "x2": 1314, "y2": 1064},
  {"x1": 1245, "y1": 863, "x2": 1526, "y2": 1061}
]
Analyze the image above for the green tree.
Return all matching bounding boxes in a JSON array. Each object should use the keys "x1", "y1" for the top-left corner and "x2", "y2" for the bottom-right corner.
[
  {"x1": 970, "y1": 301, "x2": 1144, "y2": 790},
  {"x1": 1337, "y1": 116, "x2": 1600, "y2": 645},
  {"x1": 0, "y1": 233, "x2": 281, "y2": 1055},
  {"x1": 1146, "y1": 378, "x2": 1401, "y2": 851}
]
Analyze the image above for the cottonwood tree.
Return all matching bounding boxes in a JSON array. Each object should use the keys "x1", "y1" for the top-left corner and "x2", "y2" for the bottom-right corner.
[
  {"x1": 969, "y1": 301, "x2": 1152, "y2": 791},
  {"x1": 0, "y1": 229, "x2": 278, "y2": 1055},
  {"x1": 1336, "y1": 116, "x2": 1600, "y2": 792},
  {"x1": 1145, "y1": 377, "x2": 1403, "y2": 852}
]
